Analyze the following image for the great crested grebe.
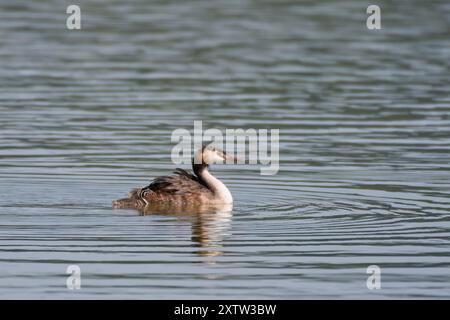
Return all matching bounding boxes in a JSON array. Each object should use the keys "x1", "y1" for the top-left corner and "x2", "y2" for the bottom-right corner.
[{"x1": 112, "y1": 145, "x2": 236, "y2": 209}]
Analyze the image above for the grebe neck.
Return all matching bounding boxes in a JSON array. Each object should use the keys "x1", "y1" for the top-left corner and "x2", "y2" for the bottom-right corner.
[{"x1": 193, "y1": 163, "x2": 233, "y2": 203}]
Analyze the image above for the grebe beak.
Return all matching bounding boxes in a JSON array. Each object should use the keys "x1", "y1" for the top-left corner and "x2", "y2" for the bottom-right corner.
[{"x1": 224, "y1": 153, "x2": 238, "y2": 163}]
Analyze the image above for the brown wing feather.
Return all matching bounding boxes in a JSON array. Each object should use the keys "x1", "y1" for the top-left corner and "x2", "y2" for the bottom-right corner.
[
  {"x1": 112, "y1": 168, "x2": 212, "y2": 208},
  {"x1": 143, "y1": 169, "x2": 206, "y2": 193}
]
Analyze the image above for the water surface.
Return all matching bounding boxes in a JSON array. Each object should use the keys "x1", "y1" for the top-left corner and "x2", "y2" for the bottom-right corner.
[{"x1": 0, "y1": 0, "x2": 450, "y2": 299}]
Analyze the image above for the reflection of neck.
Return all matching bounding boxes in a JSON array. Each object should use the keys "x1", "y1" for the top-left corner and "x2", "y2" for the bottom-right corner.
[
  {"x1": 192, "y1": 205, "x2": 233, "y2": 257},
  {"x1": 193, "y1": 163, "x2": 233, "y2": 203}
]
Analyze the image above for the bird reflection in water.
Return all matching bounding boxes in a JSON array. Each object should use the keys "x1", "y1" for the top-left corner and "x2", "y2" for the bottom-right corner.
[{"x1": 137, "y1": 202, "x2": 233, "y2": 258}]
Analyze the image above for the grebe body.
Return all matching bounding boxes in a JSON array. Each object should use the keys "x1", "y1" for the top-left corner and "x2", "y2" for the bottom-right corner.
[{"x1": 113, "y1": 146, "x2": 235, "y2": 209}]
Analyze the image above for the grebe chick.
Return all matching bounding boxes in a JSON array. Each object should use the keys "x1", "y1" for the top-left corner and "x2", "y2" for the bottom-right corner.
[{"x1": 112, "y1": 145, "x2": 235, "y2": 209}]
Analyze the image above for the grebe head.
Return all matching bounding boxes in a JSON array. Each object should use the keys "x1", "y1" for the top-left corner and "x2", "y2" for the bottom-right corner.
[{"x1": 193, "y1": 145, "x2": 235, "y2": 165}]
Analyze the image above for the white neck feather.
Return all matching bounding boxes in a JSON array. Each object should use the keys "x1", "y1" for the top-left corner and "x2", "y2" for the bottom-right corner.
[{"x1": 200, "y1": 167, "x2": 233, "y2": 204}]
